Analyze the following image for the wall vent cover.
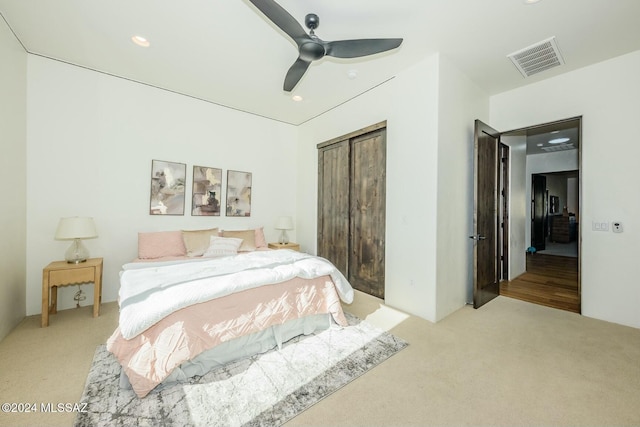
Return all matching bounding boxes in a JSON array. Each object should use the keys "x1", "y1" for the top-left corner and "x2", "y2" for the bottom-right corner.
[{"x1": 508, "y1": 36, "x2": 564, "y2": 77}]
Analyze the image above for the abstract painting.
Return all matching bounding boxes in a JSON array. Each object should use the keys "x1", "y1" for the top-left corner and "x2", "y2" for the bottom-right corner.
[
  {"x1": 192, "y1": 165, "x2": 222, "y2": 216},
  {"x1": 149, "y1": 160, "x2": 186, "y2": 215},
  {"x1": 226, "y1": 170, "x2": 252, "y2": 217}
]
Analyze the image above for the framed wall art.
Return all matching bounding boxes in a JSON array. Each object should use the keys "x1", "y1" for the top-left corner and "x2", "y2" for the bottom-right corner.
[
  {"x1": 192, "y1": 165, "x2": 222, "y2": 216},
  {"x1": 226, "y1": 170, "x2": 252, "y2": 217},
  {"x1": 149, "y1": 160, "x2": 186, "y2": 215}
]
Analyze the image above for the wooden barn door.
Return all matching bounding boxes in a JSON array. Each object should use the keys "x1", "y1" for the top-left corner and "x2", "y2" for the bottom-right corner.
[
  {"x1": 349, "y1": 130, "x2": 386, "y2": 298},
  {"x1": 317, "y1": 122, "x2": 386, "y2": 299},
  {"x1": 317, "y1": 140, "x2": 350, "y2": 275}
]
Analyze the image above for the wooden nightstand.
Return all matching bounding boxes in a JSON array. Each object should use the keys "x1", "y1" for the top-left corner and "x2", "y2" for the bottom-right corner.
[
  {"x1": 41, "y1": 257, "x2": 103, "y2": 327},
  {"x1": 268, "y1": 242, "x2": 300, "y2": 251}
]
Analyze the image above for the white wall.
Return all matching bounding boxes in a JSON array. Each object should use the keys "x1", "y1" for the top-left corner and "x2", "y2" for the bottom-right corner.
[
  {"x1": 297, "y1": 55, "x2": 439, "y2": 321},
  {"x1": 501, "y1": 135, "x2": 527, "y2": 280},
  {"x1": 25, "y1": 56, "x2": 298, "y2": 315},
  {"x1": 491, "y1": 50, "x2": 640, "y2": 328},
  {"x1": 0, "y1": 19, "x2": 27, "y2": 340},
  {"x1": 435, "y1": 57, "x2": 490, "y2": 318},
  {"x1": 297, "y1": 54, "x2": 489, "y2": 322}
]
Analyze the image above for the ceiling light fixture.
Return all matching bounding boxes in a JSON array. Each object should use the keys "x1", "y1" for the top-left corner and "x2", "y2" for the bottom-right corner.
[
  {"x1": 524, "y1": 0, "x2": 541, "y2": 4},
  {"x1": 347, "y1": 69, "x2": 358, "y2": 80},
  {"x1": 131, "y1": 35, "x2": 150, "y2": 47},
  {"x1": 549, "y1": 137, "x2": 570, "y2": 144},
  {"x1": 292, "y1": 95, "x2": 303, "y2": 102}
]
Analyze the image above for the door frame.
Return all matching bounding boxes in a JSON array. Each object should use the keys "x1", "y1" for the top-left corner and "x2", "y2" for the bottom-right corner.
[{"x1": 473, "y1": 116, "x2": 582, "y2": 309}]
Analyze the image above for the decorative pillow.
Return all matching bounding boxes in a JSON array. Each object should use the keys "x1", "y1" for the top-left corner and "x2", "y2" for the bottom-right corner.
[
  {"x1": 203, "y1": 236, "x2": 243, "y2": 257},
  {"x1": 182, "y1": 228, "x2": 219, "y2": 257},
  {"x1": 138, "y1": 231, "x2": 187, "y2": 259},
  {"x1": 254, "y1": 227, "x2": 267, "y2": 248},
  {"x1": 221, "y1": 229, "x2": 256, "y2": 251}
]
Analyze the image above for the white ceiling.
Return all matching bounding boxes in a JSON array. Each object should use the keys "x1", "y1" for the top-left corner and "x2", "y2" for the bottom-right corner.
[{"x1": 1, "y1": 0, "x2": 640, "y2": 125}]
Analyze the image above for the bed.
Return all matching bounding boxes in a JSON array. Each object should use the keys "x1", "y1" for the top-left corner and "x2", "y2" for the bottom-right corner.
[{"x1": 105, "y1": 227, "x2": 354, "y2": 398}]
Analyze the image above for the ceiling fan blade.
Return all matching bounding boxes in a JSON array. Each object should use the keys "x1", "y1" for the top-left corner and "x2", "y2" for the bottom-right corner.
[
  {"x1": 284, "y1": 58, "x2": 311, "y2": 92},
  {"x1": 325, "y1": 38, "x2": 403, "y2": 58},
  {"x1": 248, "y1": 0, "x2": 309, "y2": 44}
]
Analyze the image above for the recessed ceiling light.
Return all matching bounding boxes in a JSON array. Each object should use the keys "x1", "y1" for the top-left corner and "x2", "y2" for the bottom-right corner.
[
  {"x1": 347, "y1": 69, "x2": 358, "y2": 80},
  {"x1": 524, "y1": 0, "x2": 541, "y2": 4},
  {"x1": 292, "y1": 95, "x2": 303, "y2": 102},
  {"x1": 549, "y1": 137, "x2": 570, "y2": 144},
  {"x1": 131, "y1": 35, "x2": 150, "y2": 47}
]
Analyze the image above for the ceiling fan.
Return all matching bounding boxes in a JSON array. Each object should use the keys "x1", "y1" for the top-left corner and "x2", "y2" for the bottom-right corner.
[{"x1": 248, "y1": 0, "x2": 403, "y2": 92}]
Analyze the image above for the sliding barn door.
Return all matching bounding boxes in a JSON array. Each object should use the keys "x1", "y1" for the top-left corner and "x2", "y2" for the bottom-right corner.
[
  {"x1": 317, "y1": 140, "x2": 350, "y2": 275},
  {"x1": 349, "y1": 130, "x2": 386, "y2": 298},
  {"x1": 317, "y1": 122, "x2": 387, "y2": 299}
]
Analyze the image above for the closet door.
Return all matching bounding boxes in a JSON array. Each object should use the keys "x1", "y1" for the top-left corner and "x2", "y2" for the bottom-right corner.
[
  {"x1": 317, "y1": 140, "x2": 350, "y2": 276},
  {"x1": 350, "y1": 130, "x2": 386, "y2": 298},
  {"x1": 317, "y1": 122, "x2": 387, "y2": 299}
]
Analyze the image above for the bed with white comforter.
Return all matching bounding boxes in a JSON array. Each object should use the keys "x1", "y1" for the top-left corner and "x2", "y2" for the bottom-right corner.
[{"x1": 107, "y1": 249, "x2": 354, "y2": 398}]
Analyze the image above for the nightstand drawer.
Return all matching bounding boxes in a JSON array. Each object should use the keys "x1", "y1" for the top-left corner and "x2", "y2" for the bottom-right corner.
[
  {"x1": 48, "y1": 267, "x2": 95, "y2": 286},
  {"x1": 268, "y1": 242, "x2": 300, "y2": 251}
]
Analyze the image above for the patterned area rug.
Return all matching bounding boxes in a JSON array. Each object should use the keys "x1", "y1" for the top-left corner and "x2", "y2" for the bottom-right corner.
[{"x1": 75, "y1": 313, "x2": 408, "y2": 427}]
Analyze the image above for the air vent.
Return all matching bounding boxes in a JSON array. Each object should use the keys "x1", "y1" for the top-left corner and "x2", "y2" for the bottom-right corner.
[{"x1": 508, "y1": 37, "x2": 564, "y2": 77}]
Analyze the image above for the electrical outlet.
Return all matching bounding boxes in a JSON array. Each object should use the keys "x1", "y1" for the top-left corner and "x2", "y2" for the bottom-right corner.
[{"x1": 612, "y1": 221, "x2": 623, "y2": 233}]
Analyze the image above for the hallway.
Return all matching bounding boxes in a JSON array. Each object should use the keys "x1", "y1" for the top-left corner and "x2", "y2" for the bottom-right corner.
[{"x1": 500, "y1": 253, "x2": 579, "y2": 313}]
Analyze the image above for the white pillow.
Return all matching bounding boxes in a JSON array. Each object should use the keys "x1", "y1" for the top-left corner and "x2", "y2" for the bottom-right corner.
[{"x1": 203, "y1": 236, "x2": 243, "y2": 257}]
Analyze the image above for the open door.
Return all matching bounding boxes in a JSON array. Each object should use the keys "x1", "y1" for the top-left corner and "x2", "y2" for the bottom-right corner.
[{"x1": 472, "y1": 120, "x2": 500, "y2": 308}]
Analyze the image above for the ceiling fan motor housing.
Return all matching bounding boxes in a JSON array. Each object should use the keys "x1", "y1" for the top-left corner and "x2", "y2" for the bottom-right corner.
[{"x1": 300, "y1": 41, "x2": 325, "y2": 61}]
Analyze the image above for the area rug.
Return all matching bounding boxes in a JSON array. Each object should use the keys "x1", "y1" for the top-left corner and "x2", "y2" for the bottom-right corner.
[{"x1": 75, "y1": 313, "x2": 408, "y2": 427}]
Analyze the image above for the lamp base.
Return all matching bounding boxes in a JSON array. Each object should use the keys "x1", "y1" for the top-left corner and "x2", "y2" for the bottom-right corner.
[
  {"x1": 65, "y1": 239, "x2": 89, "y2": 264},
  {"x1": 278, "y1": 230, "x2": 290, "y2": 245}
]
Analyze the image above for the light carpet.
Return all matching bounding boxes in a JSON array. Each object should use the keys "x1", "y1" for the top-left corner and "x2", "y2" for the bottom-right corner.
[{"x1": 74, "y1": 313, "x2": 408, "y2": 427}]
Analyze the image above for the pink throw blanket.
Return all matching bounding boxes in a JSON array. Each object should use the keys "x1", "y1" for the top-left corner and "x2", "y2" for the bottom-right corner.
[{"x1": 107, "y1": 276, "x2": 347, "y2": 398}]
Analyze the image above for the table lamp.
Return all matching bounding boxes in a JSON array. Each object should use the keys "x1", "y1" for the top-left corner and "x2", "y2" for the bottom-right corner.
[
  {"x1": 275, "y1": 216, "x2": 294, "y2": 244},
  {"x1": 55, "y1": 217, "x2": 98, "y2": 263}
]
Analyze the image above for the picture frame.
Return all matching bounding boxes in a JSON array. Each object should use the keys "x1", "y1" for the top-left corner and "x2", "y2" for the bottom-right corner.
[
  {"x1": 149, "y1": 160, "x2": 186, "y2": 215},
  {"x1": 226, "y1": 170, "x2": 252, "y2": 217},
  {"x1": 192, "y1": 165, "x2": 222, "y2": 216}
]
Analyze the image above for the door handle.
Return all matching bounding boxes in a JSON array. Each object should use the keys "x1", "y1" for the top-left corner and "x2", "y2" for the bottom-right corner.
[{"x1": 469, "y1": 235, "x2": 486, "y2": 240}]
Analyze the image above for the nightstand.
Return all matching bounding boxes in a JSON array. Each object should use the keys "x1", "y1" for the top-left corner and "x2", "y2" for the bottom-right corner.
[
  {"x1": 268, "y1": 242, "x2": 300, "y2": 251},
  {"x1": 41, "y1": 257, "x2": 103, "y2": 327}
]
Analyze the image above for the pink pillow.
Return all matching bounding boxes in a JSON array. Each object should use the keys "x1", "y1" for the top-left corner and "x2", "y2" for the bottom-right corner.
[
  {"x1": 138, "y1": 231, "x2": 187, "y2": 259},
  {"x1": 254, "y1": 227, "x2": 267, "y2": 248}
]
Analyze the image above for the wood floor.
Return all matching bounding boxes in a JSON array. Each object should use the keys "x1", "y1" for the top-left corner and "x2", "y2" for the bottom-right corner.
[{"x1": 500, "y1": 253, "x2": 580, "y2": 313}]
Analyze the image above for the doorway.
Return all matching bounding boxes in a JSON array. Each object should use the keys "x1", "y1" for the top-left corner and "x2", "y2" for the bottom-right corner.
[{"x1": 473, "y1": 117, "x2": 581, "y2": 313}]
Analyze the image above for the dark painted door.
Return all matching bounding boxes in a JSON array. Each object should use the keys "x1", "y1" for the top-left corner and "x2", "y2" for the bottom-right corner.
[{"x1": 472, "y1": 120, "x2": 500, "y2": 309}]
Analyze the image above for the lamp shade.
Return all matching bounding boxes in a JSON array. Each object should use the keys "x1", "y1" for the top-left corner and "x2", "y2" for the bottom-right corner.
[
  {"x1": 55, "y1": 217, "x2": 98, "y2": 240},
  {"x1": 275, "y1": 216, "x2": 294, "y2": 230}
]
